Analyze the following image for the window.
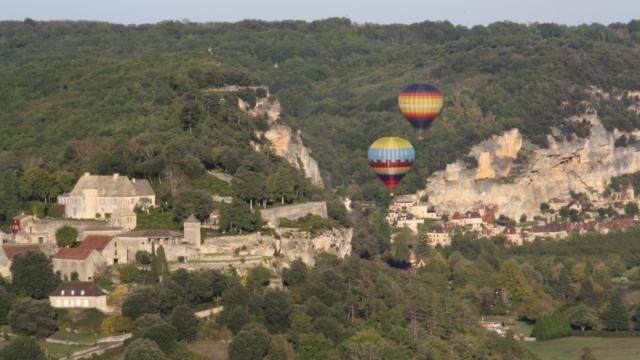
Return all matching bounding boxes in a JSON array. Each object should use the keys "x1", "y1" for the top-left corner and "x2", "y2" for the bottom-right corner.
[
  {"x1": 81, "y1": 290, "x2": 85, "y2": 296},
  {"x1": 71, "y1": 290, "x2": 75, "y2": 295},
  {"x1": 61, "y1": 290, "x2": 65, "y2": 296}
]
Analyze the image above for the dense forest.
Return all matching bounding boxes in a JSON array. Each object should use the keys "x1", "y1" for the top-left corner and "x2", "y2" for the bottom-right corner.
[{"x1": 3, "y1": 18, "x2": 640, "y2": 359}]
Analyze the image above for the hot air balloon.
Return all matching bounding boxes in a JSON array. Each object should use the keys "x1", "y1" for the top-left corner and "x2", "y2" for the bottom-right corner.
[
  {"x1": 368, "y1": 137, "x2": 415, "y2": 191},
  {"x1": 398, "y1": 84, "x2": 444, "y2": 139}
]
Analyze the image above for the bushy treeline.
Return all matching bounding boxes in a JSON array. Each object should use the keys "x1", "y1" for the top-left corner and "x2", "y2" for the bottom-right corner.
[{"x1": 117, "y1": 256, "x2": 535, "y2": 359}]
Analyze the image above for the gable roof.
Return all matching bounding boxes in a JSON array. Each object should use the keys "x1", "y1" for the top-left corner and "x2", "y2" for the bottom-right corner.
[
  {"x1": 2, "y1": 244, "x2": 41, "y2": 261},
  {"x1": 67, "y1": 173, "x2": 154, "y2": 198},
  {"x1": 185, "y1": 215, "x2": 200, "y2": 224},
  {"x1": 79, "y1": 235, "x2": 113, "y2": 251},
  {"x1": 50, "y1": 282, "x2": 106, "y2": 297},
  {"x1": 53, "y1": 248, "x2": 96, "y2": 260}
]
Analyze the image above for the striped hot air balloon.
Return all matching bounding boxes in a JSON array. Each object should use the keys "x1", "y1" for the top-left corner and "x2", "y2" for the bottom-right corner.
[
  {"x1": 398, "y1": 84, "x2": 444, "y2": 139},
  {"x1": 368, "y1": 137, "x2": 415, "y2": 190}
]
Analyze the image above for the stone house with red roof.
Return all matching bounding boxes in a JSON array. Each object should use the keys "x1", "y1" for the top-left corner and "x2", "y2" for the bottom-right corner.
[
  {"x1": 0, "y1": 244, "x2": 41, "y2": 278},
  {"x1": 52, "y1": 248, "x2": 105, "y2": 281},
  {"x1": 79, "y1": 235, "x2": 121, "y2": 265}
]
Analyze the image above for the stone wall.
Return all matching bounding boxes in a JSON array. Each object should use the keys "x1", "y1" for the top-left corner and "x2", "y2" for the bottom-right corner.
[{"x1": 260, "y1": 202, "x2": 328, "y2": 228}]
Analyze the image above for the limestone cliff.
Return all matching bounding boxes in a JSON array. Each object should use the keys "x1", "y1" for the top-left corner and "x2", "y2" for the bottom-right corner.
[
  {"x1": 240, "y1": 93, "x2": 325, "y2": 188},
  {"x1": 424, "y1": 114, "x2": 640, "y2": 218}
]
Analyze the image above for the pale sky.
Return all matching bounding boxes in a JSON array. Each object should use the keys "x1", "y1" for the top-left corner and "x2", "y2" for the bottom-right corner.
[{"x1": 2, "y1": 0, "x2": 639, "y2": 26}]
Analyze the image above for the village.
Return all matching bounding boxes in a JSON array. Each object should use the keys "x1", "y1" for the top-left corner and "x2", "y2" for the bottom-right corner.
[{"x1": 383, "y1": 184, "x2": 639, "y2": 248}]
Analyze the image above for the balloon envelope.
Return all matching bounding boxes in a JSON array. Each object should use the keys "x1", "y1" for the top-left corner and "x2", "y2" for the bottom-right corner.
[
  {"x1": 398, "y1": 84, "x2": 444, "y2": 132},
  {"x1": 368, "y1": 137, "x2": 415, "y2": 190}
]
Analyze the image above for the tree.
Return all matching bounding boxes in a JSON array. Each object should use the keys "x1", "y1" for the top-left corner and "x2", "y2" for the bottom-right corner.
[
  {"x1": 173, "y1": 189, "x2": 214, "y2": 222},
  {"x1": 100, "y1": 315, "x2": 134, "y2": 335},
  {"x1": 0, "y1": 336, "x2": 45, "y2": 360},
  {"x1": 228, "y1": 323, "x2": 271, "y2": 360},
  {"x1": 601, "y1": 292, "x2": 630, "y2": 331},
  {"x1": 135, "y1": 251, "x2": 153, "y2": 268},
  {"x1": 499, "y1": 259, "x2": 533, "y2": 306},
  {"x1": 531, "y1": 311, "x2": 572, "y2": 341},
  {"x1": 70, "y1": 271, "x2": 79, "y2": 281},
  {"x1": 55, "y1": 225, "x2": 78, "y2": 247},
  {"x1": 134, "y1": 313, "x2": 178, "y2": 354},
  {"x1": 10, "y1": 252, "x2": 57, "y2": 299},
  {"x1": 122, "y1": 286, "x2": 161, "y2": 319},
  {"x1": 296, "y1": 333, "x2": 334, "y2": 360},
  {"x1": 170, "y1": 304, "x2": 198, "y2": 341},
  {"x1": 259, "y1": 290, "x2": 293, "y2": 333},
  {"x1": 283, "y1": 259, "x2": 307, "y2": 286},
  {"x1": 8, "y1": 298, "x2": 57, "y2": 338},
  {"x1": 124, "y1": 339, "x2": 167, "y2": 360},
  {"x1": 246, "y1": 266, "x2": 272, "y2": 292},
  {"x1": 218, "y1": 305, "x2": 251, "y2": 335},
  {"x1": 567, "y1": 304, "x2": 601, "y2": 331}
]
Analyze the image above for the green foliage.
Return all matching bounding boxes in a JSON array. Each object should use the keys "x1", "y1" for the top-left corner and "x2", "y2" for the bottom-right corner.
[
  {"x1": 0, "y1": 336, "x2": 46, "y2": 360},
  {"x1": 228, "y1": 322, "x2": 271, "y2": 360},
  {"x1": 219, "y1": 200, "x2": 263, "y2": 234},
  {"x1": 10, "y1": 251, "x2": 57, "y2": 299},
  {"x1": 170, "y1": 304, "x2": 198, "y2": 341},
  {"x1": 124, "y1": 338, "x2": 167, "y2": 360},
  {"x1": 531, "y1": 311, "x2": 572, "y2": 341},
  {"x1": 55, "y1": 225, "x2": 78, "y2": 247},
  {"x1": 283, "y1": 258, "x2": 307, "y2": 287},
  {"x1": 122, "y1": 286, "x2": 161, "y2": 319},
  {"x1": 8, "y1": 297, "x2": 58, "y2": 338},
  {"x1": 279, "y1": 214, "x2": 337, "y2": 233},
  {"x1": 134, "y1": 313, "x2": 178, "y2": 354},
  {"x1": 190, "y1": 174, "x2": 232, "y2": 196},
  {"x1": 601, "y1": 292, "x2": 630, "y2": 331},
  {"x1": 173, "y1": 189, "x2": 214, "y2": 222}
]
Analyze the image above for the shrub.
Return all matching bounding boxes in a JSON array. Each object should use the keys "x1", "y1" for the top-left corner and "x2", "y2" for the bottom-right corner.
[{"x1": 532, "y1": 311, "x2": 572, "y2": 341}]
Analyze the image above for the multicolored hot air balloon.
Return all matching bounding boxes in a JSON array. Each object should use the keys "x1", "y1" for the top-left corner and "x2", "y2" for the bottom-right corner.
[
  {"x1": 398, "y1": 84, "x2": 444, "y2": 139},
  {"x1": 368, "y1": 137, "x2": 415, "y2": 190}
]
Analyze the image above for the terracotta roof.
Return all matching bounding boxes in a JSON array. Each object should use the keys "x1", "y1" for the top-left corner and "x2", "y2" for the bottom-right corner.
[
  {"x1": 50, "y1": 282, "x2": 106, "y2": 297},
  {"x1": 83, "y1": 226, "x2": 123, "y2": 232},
  {"x1": 2, "y1": 244, "x2": 41, "y2": 261},
  {"x1": 53, "y1": 248, "x2": 95, "y2": 260},
  {"x1": 117, "y1": 229, "x2": 183, "y2": 238},
  {"x1": 79, "y1": 235, "x2": 113, "y2": 251}
]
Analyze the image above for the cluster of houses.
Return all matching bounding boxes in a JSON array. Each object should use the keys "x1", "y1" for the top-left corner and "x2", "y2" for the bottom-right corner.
[
  {"x1": 387, "y1": 189, "x2": 640, "y2": 248},
  {"x1": 0, "y1": 172, "x2": 207, "y2": 313}
]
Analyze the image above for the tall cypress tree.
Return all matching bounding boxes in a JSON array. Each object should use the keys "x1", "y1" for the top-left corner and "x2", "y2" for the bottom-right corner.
[{"x1": 601, "y1": 292, "x2": 630, "y2": 331}]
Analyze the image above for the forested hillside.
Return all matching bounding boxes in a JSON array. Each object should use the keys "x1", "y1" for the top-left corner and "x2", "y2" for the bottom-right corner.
[{"x1": 3, "y1": 19, "x2": 640, "y2": 199}]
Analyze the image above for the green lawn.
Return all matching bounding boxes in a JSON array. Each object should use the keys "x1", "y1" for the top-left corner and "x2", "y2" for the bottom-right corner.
[
  {"x1": 511, "y1": 321, "x2": 534, "y2": 337},
  {"x1": 50, "y1": 330, "x2": 97, "y2": 344},
  {"x1": 522, "y1": 337, "x2": 640, "y2": 360}
]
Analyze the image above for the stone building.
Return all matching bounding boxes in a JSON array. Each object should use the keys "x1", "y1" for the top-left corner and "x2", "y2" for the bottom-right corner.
[
  {"x1": 49, "y1": 282, "x2": 108, "y2": 312},
  {"x1": 11, "y1": 214, "x2": 109, "y2": 248},
  {"x1": 184, "y1": 215, "x2": 201, "y2": 248},
  {"x1": 79, "y1": 235, "x2": 119, "y2": 265},
  {"x1": 113, "y1": 229, "x2": 197, "y2": 262},
  {"x1": 57, "y1": 172, "x2": 155, "y2": 230},
  {"x1": 0, "y1": 244, "x2": 41, "y2": 278},
  {"x1": 52, "y1": 248, "x2": 105, "y2": 281}
]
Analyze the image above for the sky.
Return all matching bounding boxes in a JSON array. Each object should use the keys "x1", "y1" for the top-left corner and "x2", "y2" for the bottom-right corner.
[{"x1": 2, "y1": 0, "x2": 640, "y2": 27}]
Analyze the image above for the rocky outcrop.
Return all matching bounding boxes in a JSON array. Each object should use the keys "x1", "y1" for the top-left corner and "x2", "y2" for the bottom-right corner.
[
  {"x1": 424, "y1": 114, "x2": 640, "y2": 218},
  {"x1": 199, "y1": 227, "x2": 352, "y2": 270},
  {"x1": 239, "y1": 92, "x2": 325, "y2": 188}
]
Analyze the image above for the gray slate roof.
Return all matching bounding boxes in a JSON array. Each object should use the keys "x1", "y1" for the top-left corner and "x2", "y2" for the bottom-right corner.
[
  {"x1": 50, "y1": 282, "x2": 106, "y2": 297},
  {"x1": 67, "y1": 173, "x2": 154, "y2": 198}
]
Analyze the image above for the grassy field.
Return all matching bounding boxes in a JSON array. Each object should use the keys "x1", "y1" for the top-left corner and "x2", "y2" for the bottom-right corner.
[
  {"x1": 188, "y1": 340, "x2": 228, "y2": 360},
  {"x1": 522, "y1": 337, "x2": 640, "y2": 360}
]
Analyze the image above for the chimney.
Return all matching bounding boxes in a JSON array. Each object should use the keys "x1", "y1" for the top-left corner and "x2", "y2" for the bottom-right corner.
[
  {"x1": 84, "y1": 172, "x2": 90, "y2": 177},
  {"x1": 132, "y1": 178, "x2": 136, "y2": 183},
  {"x1": 113, "y1": 173, "x2": 119, "y2": 179}
]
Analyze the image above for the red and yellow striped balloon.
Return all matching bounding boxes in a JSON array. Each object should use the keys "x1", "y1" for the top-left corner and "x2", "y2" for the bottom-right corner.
[
  {"x1": 398, "y1": 84, "x2": 444, "y2": 138},
  {"x1": 368, "y1": 137, "x2": 415, "y2": 190}
]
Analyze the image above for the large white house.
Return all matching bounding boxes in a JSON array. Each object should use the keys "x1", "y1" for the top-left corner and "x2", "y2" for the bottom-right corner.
[
  {"x1": 49, "y1": 282, "x2": 108, "y2": 312},
  {"x1": 57, "y1": 173, "x2": 155, "y2": 229}
]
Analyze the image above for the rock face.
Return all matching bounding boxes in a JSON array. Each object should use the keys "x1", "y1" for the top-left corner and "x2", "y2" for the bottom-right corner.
[
  {"x1": 241, "y1": 94, "x2": 325, "y2": 188},
  {"x1": 424, "y1": 114, "x2": 640, "y2": 218},
  {"x1": 200, "y1": 227, "x2": 352, "y2": 270}
]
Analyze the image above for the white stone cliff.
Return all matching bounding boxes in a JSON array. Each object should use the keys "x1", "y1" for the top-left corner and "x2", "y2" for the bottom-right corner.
[
  {"x1": 423, "y1": 113, "x2": 640, "y2": 218},
  {"x1": 240, "y1": 94, "x2": 325, "y2": 188}
]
